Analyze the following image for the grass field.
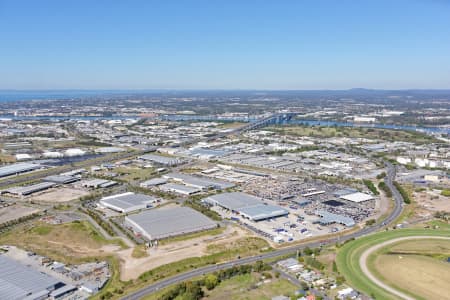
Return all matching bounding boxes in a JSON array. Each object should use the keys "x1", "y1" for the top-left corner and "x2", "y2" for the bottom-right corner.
[
  {"x1": 267, "y1": 124, "x2": 438, "y2": 144},
  {"x1": 335, "y1": 227, "x2": 450, "y2": 300},
  {"x1": 131, "y1": 244, "x2": 149, "y2": 258},
  {"x1": 0, "y1": 220, "x2": 126, "y2": 264},
  {"x1": 368, "y1": 238, "x2": 450, "y2": 300},
  {"x1": 205, "y1": 273, "x2": 298, "y2": 300}
]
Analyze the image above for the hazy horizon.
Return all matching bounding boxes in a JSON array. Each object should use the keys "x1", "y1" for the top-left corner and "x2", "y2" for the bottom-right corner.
[{"x1": 1, "y1": 0, "x2": 449, "y2": 89}]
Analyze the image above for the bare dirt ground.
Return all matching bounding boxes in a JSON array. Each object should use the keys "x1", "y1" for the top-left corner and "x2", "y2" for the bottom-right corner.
[
  {"x1": 116, "y1": 225, "x2": 254, "y2": 281},
  {"x1": 414, "y1": 190, "x2": 450, "y2": 212},
  {"x1": 30, "y1": 187, "x2": 90, "y2": 203},
  {"x1": 372, "y1": 187, "x2": 392, "y2": 220},
  {"x1": 0, "y1": 204, "x2": 40, "y2": 224}
]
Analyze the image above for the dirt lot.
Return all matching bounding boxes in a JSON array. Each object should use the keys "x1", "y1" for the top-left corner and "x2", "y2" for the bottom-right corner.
[
  {"x1": 30, "y1": 187, "x2": 90, "y2": 203},
  {"x1": 0, "y1": 204, "x2": 40, "y2": 224},
  {"x1": 0, "y1": 220, "x2": 124, "y2": 263},
  {"x1": 414, "y1": 190, "x2": 450, "y2": 212},
  {"x1": 117, "y1": 225, "x2": 256, "y2": 281}
]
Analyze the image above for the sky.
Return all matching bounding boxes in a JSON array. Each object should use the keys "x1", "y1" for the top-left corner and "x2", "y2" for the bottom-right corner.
[{"x1": 0, "y1": 0, "x2": 450, "y2": 90}]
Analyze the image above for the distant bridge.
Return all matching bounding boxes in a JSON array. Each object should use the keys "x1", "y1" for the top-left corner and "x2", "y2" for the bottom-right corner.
[{"x1": 235, "y1": 112, "x2": 298, "y2": 132}]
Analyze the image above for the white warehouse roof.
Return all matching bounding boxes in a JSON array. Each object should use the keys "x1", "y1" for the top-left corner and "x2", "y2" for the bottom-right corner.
[
  {"x1": 99, "y1": 192, "x2": 156, "y2": 213},
  {"x1": 340, "y1": 192, "x2": 374, "y2": 203}
]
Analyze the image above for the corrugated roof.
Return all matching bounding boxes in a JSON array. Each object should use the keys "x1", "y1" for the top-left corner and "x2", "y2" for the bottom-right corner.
[
  {"x1": 204, "y1": 192, "x2": 262, "y2": 210},
  {"x1": 4, "y1": 182, "x2": 56, "y2": 195},
  {"x1": 239, "y1": 204, "x2": 289, "y2": 221},
  {"x1": 100, "y1": 193, "x2": 155, "y2": 212},
  {"x1": 125, "y1": 206, "x2": 216, "y2": 240},
  {"x1": 0, "y1": 255, "x2": 61, "y2": 300},
  {"x1": 316, "y1": 210, "x2": 355, "y2": 227},
  {"x1": 0, "y1": 163, "x2": 41, "y2": 178}
]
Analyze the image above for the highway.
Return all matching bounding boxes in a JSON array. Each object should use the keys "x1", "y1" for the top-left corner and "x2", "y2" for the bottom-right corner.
[{"x1": 121, "y1": 163, "x2": 404, "y2": 300}]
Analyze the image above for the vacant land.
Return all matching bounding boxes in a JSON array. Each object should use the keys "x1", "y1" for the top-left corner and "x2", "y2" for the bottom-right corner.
[
  {"x1": 113, "y1": 166, "x2": 156, "y2": 182},
  {"x1": 30, "y1": 187, "x2": 90, "y2": 203},
  {"x1": 205, "y1": 273, "x2": 297, "y2": 300},
  {"x1": 0, "y1": 205, "x2": 40, "y2": 225},
  {"x1": 0, "y1": 220, "x2": 125, "y2": 263},
  {"x1": 267, "y1": 124, "x2": 438, "y2": 144},
  {"x1": 217, "y1": 122, "x2": 246, "y2": 129},
  {"x1": 117, "y1": 225, "x2": 262, "y2": 281}
]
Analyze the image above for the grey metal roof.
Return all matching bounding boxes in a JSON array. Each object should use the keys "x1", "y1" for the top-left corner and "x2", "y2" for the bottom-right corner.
[
  {"x1": 125, "y1": 206, "x2": 217, "y2": 240},
  {"x1": 159, "y1": 183, "x2": 201, "y2": 194},
  {"x1": 140, "y1": 177, "x2": 168, "y2": 186},
  {"x1": 139, "y1": 153, "x2": 180, "y2": 165},
  {"x1": 164, "y1": 172, "x2": 234, "y2": 190},
  {"x1": 0, "y1": 255, "x2": 61, "y2": 300},
  {"x1": 204, "y1": 192, "x2": 262, "y2": 210},
  {"x1": 189, "y1": 148, "x2": 228, "y2": 157},
  {"x1": 238, "y1": 204, "x2": 289, "y2": 221},
  {"x1": 316, "y1": 210, "x2": 355, "y2": 227},
  {"x1": 100, "y1": 193, "x2": 155, "y2": 212},
  {"x1": 43, "y1": 175, "x2": 79, "y2": 184},
  {"x1": 3, "y1": 182, "x2": 56, "y2": 196},
  {"x1": 0, "y1": 163, "x2": 41, "y2": 178}
]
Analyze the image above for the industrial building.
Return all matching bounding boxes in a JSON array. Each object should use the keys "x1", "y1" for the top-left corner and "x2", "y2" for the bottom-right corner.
[
  {"x1": 2, "y1": 182, "x2": 56, "y2": 197},
  {"x1": 159, "y1": 183, "x2": 201, "y2": 195},
  {"x1": 163, "y1": 172, "x2": 235, "y2": 190},
  {"x1": 140, "y1": 177, "x2": 168, "y2": 188},
  {"x1": 0, "y1": 162, "x2": 41, "y2": 178},
  {"x1": 99, "y1": 192, "x2": 156, "y2": 213},
  {"x1": 81, "y1": 179, "x2": 117, "y2": 188},
  {"x1": 204, "y1": 192, "x2": 289, "y2": 221},
  {"x1": 124, "y1": 206, "x2": 217, "y2": 240},
  {"x1": 43, "y1": 175, "x2": 80, "y2": 184},
  {"x1": 0, "y1": 255, "x2": 64, "y2": 300},
  {"x1": 315, "y1": 210, "x2": 355, "y2": 227},
  {"x1": 139, "y1": 153, "x2": 182, "y2": 166},
  {"x1": 339, "y1": 192, "x2": 374, "y2": 203}
]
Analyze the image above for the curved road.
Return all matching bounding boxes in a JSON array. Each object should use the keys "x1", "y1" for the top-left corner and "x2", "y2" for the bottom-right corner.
[
  {"x1": 359, "y1": 236, "x2": 450, "y2": 300},
  {"x1": 121, "y1": 162, "x2": 404, "y2": 300}
]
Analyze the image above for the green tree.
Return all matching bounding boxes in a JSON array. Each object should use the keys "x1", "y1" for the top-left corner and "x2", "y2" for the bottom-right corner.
[{"x1": 204, "y1": 274, "x2": 219, "y2": 290}]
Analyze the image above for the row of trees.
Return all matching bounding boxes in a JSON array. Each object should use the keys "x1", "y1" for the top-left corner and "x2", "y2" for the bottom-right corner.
[
  {"x1": 0, "y1": 212, "x2": 41, "y2": 232},
  {"x1": 363, "y1": 179, "x2": 379, "y2": 195},
  {"x1": 393, "y1": 181, "x2": 411, "y2": 204},
  {"x1": 78, "y1": 207, "x2": 116, "y2": 236},
  {"x1": 378, "y1": 181, "x2": 392, "y2": 197},
  {"x1": 159, "y1": 261, "x2": 271, "y2": 300},
  {"x1": 184, "y1": 199, "x2": 222, "y2": 221}
]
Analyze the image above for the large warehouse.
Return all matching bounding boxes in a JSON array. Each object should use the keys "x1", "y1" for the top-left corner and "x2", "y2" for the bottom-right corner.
[
  {"x1": 139, "y1": 153, "x2": 182, "y2": 166},
  {"x1": 339, "y1": 192, "x2": 374, "y2": 203},
  {"x1": 204, "y1": 192, "x2": 289, "y2": 221},
  {"x1": 0, "y1": 162, "x2": 41, "y2": 178},
  {"x1": 2, "y1": 182, "x2": 56, "y2": 197},
  {"x1": 124, "y1": 206, "x2": 217, "y2": 240},
  {"x1": 98, "y1": 192, "x2": 156, "y2": 213},
  {"x1": 163, "y1": 172, "x2": 235, "y2": 190},
  {"x1": 0, "y1": 255, "x2": 63, "y2": 300}
]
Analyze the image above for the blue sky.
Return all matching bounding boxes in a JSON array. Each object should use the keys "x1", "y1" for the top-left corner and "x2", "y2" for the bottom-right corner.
[{"x1": 1, "y1": 0, "x2": 449, "y2": 89}]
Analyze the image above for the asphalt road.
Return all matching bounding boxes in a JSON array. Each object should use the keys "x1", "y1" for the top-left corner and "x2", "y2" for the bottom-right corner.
[{"x1": 121, "y1": 163, "x2": 404, "y2": 300}]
